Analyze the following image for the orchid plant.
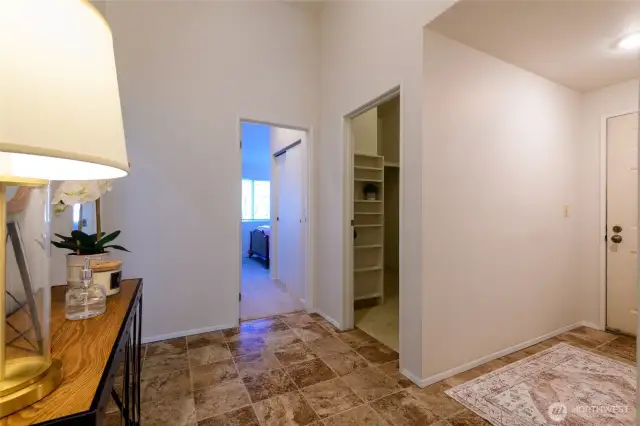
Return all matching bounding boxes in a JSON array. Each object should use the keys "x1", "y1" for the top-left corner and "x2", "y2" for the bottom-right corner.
[
  {"x1": 52, "y1": 230, "x2": 129, "y2": 255},
  {"x1": 51, "y1": 180, "x2": 127, "y2": 255},
  {"x1": 52, "y1": 180, "x2": 112, "y2": 214}
]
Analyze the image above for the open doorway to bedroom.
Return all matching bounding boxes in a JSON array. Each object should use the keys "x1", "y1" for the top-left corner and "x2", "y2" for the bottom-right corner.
[{"x1": 240, "y1": 120, "x2": 307, "y2": 320}]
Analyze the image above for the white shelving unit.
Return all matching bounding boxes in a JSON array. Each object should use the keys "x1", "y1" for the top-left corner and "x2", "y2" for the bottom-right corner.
[{"x1": 353, "y1": 152, "x2": 384, "y2": 304}]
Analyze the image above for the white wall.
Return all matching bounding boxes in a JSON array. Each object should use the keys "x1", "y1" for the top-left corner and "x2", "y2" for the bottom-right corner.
[
  {"x1": 352, "y1": 108, "x2": 378, "y2": 155},
  {"x1": 103, "y1": 1, "x2": 319, "y2": 340},
  {"x1": 318, "y1": 0, "x2": 455, "y2": 380},
  {"x1": 422, "y1": 30, "x2": 582, "y2": 378},
  {"x1": 577, "y1": 79, "x2": 639, "y2": 326}
]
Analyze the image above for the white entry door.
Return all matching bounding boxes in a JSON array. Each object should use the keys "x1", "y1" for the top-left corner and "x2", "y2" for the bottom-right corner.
[
  {"x1": 276, "y1": 145, "x2": 304, "y2": 300},
  {"x1": 606, "y1": 112, "x2": 639, "y2": 336}
]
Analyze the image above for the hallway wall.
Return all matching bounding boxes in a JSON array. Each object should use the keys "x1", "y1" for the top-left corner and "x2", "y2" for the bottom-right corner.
[
  {"x1": 317, "y1": 0, "x2": 456, "y2": 382},
  {"x1": 102, "y1": 1, "x2": 319, "y2": 340},
  {"x1": 422, "y1": 30, "x2": 582, "y2": 378}
]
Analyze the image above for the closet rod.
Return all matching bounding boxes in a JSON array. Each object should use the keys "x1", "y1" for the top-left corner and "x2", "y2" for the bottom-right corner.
[{"x1": 273, "y1": 139, "x2": 302, "y2": 158}]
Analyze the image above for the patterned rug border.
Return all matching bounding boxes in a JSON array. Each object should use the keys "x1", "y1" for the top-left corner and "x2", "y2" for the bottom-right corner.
[{"x1": 444, "y1": 343, "x2": 636, "y2": 426}]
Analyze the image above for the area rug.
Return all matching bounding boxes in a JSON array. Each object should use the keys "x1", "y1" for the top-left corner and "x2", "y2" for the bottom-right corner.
[{"x1": 445, "y1": 343, "x2": 636, "y2": 425}]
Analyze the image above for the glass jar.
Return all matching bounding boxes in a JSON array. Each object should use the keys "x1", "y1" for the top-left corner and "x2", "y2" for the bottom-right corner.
[{"x1": 65, "y1": 258, "x2": 107, "y2": 320}]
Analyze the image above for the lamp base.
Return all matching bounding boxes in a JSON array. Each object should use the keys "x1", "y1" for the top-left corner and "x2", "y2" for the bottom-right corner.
[{"x1": 0, "y1": 358, "x2": 62, "y2": 417}]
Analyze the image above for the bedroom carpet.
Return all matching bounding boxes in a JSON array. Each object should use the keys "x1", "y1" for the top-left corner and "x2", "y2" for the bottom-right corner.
[
  {"x1": 446, "y1": 341, "x2": 636, "y2": 425},
  {"x1": 241, "y1": 257, "x2": 304, "y2": 320}
]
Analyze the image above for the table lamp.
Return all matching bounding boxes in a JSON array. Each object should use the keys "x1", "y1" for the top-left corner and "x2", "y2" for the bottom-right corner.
[{"x1": 0, "y1": 0, "x2": 129, "y2": 416}]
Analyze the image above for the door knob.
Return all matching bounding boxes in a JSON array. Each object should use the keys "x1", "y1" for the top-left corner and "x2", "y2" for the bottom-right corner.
[
  {"x1": 611, "y1": 235, "x2": 623, "y2": 244},
  {"x1": 613, "y1": 225, "x2": 622, "y2": 233}
]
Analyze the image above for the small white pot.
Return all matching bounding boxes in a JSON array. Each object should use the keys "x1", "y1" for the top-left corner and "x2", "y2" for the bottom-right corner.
[{"x1": 66, "y1": 253, "x2": 111, "y2": 287}]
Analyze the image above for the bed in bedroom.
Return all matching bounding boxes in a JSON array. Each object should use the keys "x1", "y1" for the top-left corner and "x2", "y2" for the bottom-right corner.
[{"x1": 248, "y1": 225, "x2": 270, "y2": 269}]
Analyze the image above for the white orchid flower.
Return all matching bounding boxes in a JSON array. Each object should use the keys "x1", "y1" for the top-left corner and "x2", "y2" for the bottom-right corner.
[{"x1": 52, "y1": 180, "x2": 112, "y2": 213}]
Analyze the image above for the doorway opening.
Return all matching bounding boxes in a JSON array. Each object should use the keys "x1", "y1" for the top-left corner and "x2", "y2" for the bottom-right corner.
[
  {"x1": 239, "y1": 120, "x2": 309, "y2": 321},
  {"x1": 603, "y1": 111, "x2": 639, "y2": 336},
  {"x1": 347, "y1": 92, "x2": 401, "y2": 351}
]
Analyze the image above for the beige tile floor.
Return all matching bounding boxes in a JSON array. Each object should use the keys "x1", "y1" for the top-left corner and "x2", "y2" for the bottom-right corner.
[
  {"x1": 355, "y1": 270, "x2": 399, "y2": 351},
  {"x1": 241, "y1": 257, "x2": 304, "y2": 321},
  {"x1": 106, "y1": 316, "x2": 636, "y2": 426}
]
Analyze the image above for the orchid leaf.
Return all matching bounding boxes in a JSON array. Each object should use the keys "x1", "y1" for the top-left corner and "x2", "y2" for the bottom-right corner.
[
  {"x1": 97, "y1": 231, "x2": 120, "y2": 248},
  {"x1": 101, "y1": 244, "x2": 130, "y2": 253}
]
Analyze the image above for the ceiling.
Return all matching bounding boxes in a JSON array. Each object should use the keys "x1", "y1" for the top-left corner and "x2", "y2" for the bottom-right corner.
[{"x1": 427, "y1": 0, "x2": 640, "y2": 92}]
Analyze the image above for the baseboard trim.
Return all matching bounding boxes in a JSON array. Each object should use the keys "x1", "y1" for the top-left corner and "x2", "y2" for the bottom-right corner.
[
  {"x1": 312, "y1": 309, "x2": 343, "y2": 331},
  {"x1": 143, "y1": 307, "x2": 346, "y2": 344},
  {"x1": 142, "y1": 323, "x2": 236, "y2": 344},
  {"x1": 580, "y1": 320, "x2": 603, "y2": 331},
  {"x1": 413, "y1": 322, "x2": 584, "y2": 388},
  {"x1": 399, "y1": 367, "x2": 425, "y2": 388}
]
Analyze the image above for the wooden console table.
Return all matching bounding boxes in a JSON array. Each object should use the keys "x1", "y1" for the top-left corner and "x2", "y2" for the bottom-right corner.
[{"x1": 3, "y1": 279, "x2": 143, "y2": 426}]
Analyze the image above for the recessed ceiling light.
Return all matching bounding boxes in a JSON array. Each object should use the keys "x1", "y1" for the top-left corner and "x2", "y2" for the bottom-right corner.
[{"x1": 617, "y1": 32, "x2": 640, "y2": 51}]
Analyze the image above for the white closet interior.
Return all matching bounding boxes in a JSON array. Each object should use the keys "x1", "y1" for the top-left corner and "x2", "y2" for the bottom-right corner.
[{"x1": 352, "y1": 96, "x2": 400, "y2": 308}]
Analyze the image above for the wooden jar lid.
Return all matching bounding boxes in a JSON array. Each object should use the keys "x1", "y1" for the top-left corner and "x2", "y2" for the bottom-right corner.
[{"x1": 89, "y1": 260, "x2": 122, "y2": 272}]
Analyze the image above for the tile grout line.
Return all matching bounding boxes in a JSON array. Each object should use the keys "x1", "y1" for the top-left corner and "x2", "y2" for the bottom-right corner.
[
  {"x1": 267, "y1": 316, "x2": 327, "y2": 425},
  {"x1": 239, "y1": 314, "x2": 324, "y2": 425},
  {"x1": 228, "y1": 347, "x2": 259, "y2": 426},
  {"x1": 313, "y1": 342, "x2": 395, "y2": 426},
  {"x1": 279, "y1": 313, "x2": 385, "y2": 425},
  {"x1": 297, "y1": 320, "x2": 384, "y2": 423},
  {"x1": 309, "y1": 318, "x2": 404, "y2": 425},
  {"x1": 139, "y1": 338, "x2": 198, "y2": 424},
  {"x1": 593, "y1": 335, "x2": 620, "y2": 350},
  {"x1": 166, "y1": 313, "x2": 409, "y2": 426},
  {"x1": 320, "y1": 402, "x2": 393, "y2": 426},
  {"x1": 184, "y1": 336, "x2": 201, "y2": 424},
  {"x1": 232, "y1": 319, "x2": 299, "y2": 426},
  {"x1": 189, "y1": 330, "x2": 258, "y2": 425}
]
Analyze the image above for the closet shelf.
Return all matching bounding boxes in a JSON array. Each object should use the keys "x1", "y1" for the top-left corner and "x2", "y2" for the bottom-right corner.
[
  {"x1": 354, "y1": 200, "x2": 381, "y2": 203},
  {"x1": 384, "y1": 161, "x2": 399, "y2": 168},
  {"x1": 354, "y1": 244, "x2": 382, "y2": 249},
  {"x1": 354, "y1": 152, "x2": 382, "y2": 158},
  {"x1": 354, "y1": 224, "x2": 382, "y2": 228},
  {"x1": 355, "y1": 292, "x2": 382, "y2": 301},
  {"x1": 354, "y1": 212, "x2": 382, "y2": 215},
  {"x1": 354, "y1": 178, "x2": 383, "y2": 183},
  {"x1": 355, "y1": 166, "x2": 383, "y2": 171},
  {"x1": 354, "y1": 266, "x2": 383, "y2": 273}
]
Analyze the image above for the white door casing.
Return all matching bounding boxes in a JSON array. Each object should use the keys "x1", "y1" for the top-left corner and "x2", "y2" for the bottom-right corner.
[
  {"x1": 606, "y1": 112, "x2": 639, "y2": 336},
  {"x1": 276, "y1": 145, "x2": 304, "y2": 300}
]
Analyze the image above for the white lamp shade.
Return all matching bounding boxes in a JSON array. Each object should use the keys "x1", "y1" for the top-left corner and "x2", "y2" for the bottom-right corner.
[{"x1": 0, "y1": 0, "x2": 129, "y2": 181}]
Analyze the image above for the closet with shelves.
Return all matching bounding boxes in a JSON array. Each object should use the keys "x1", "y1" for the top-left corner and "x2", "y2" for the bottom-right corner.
[
  {"x1": 353, "y1": 152, "x2": 385, "y2": 301},
  {"x1": 351, "y1": 96, "x2": 399, "y2": 308}
]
